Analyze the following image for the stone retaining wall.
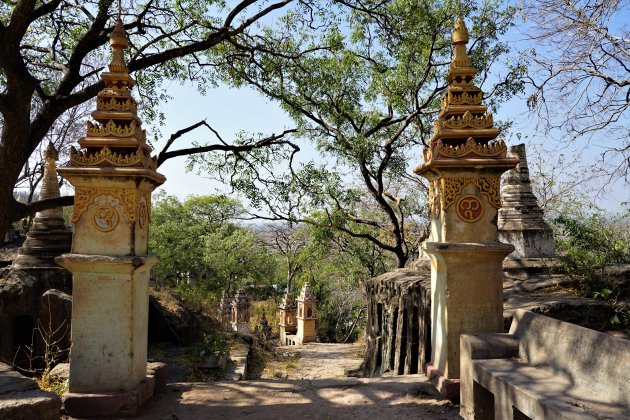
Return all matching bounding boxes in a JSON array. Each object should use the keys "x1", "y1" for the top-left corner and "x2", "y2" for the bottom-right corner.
[{"x1": 363, "y1": 269, "x2": 431, "y2": 377}]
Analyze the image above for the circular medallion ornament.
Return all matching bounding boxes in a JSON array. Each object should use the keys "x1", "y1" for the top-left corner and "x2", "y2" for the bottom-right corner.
[
  {"x1": 138, "y1": 201, "x2": 148, "y2": 229},
  {"x1": 456, "y1": 195, "x2": 483, "y2": 223},
  {"x1": 93, "y1": 205, "x2": 119, "y2": 232}
]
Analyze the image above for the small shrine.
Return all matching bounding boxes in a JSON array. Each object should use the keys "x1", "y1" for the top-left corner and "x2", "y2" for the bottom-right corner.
[
  {"x1": 296, "y1": 283, "x2": 317, "y2": 345},
  {"x1": 231, "y1": 289, "x2": 251, "y2": 336},
  {"x1": 13, "y1": 142, "x2": 72, "y2": 271},
  {"x1": 278, "y1": 292, "x2": 297, "y2": 346},
  {"x1": 413, "y1": 17, "x2": 519, "y2": 397},
  {"x1": 55, "y1": 17, "x2": 166, "y2": 417}
]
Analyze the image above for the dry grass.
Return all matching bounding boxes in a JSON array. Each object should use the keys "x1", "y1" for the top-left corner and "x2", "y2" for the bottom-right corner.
[
  {"x1": 150, "y1": 285, "x2": 187, "y2": 315},
  {"x1": 36, "y1": 374, "x2": 68, "y2": 396},
  {"x1": 259, "y1": 348, "x2": 302, "y2": 379}
]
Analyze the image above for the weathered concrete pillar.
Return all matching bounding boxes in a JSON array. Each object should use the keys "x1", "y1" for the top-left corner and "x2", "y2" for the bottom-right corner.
[
  {"x1": 231, "y1": 289, "x2": 251, "y2": 336},
  {"x1": 499, "y1": 144, "x2": 554, "y2": 259},
  {"x1": 55, "y1": 19, "x2": 165, "y2": 417},
  {"x1": 296, "y1": 283, "x2": 317, "y2": 344},
  {"x1": 413, "y1": 17, "x2": 518, "y2": 398},
  {"x1": 13, "y1": 142, "x2": 72, "y2": 270},
  {"x1": 278, "y1": 292, "x2": 297, "y2": 345}
]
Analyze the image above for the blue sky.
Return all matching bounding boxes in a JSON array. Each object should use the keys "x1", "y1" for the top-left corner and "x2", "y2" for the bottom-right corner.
[{"x1": 149, "y1": 10, "x2": 629, "y2": 214}]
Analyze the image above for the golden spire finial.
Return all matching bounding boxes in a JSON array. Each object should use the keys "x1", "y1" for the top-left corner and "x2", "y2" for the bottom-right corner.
[
  {"x1": 450, "y1": 16, "x2": 471, "y2": 69},
  {"x1": 452, "y1": 16, "x2": 469, "y2": 45},
  {"x1": 44, "y1": 141, "x2": 59, "y2": 161},
  {"x1": 109, "y1": 16, "x2": 128, "y2": 73}
]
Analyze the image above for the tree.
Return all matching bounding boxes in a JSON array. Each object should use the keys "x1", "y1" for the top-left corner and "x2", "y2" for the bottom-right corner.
[
  {"x1": 0, "y1": 0, "x2": 305, "y2": 241},
  {"x1": 149, "y1": 193, "x2": 279, "y2": 297},
  {"x1": 256, "y1": 223, "x2": 307, "y2": 291},
  {"x1": 521, "y1": 0, "x2": 630, "y2": 179},
  {"x1": 193, "y1": 0, "x2": 524, "y2": 267},
  {"x1": 149, "y1": 193, "x2": 244, "y2": 286}
]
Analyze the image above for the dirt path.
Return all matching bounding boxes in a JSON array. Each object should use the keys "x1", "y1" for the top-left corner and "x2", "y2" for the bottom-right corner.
[
  {"x1": 261, "y1": 342, "x2": 364, "y2": 380},
  {"x1": 139, "y1": 343, "x2": 460, "y2": 419}
]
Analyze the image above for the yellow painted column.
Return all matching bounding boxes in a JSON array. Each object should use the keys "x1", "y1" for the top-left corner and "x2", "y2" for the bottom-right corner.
[{"x1": 414, "y1": 17, "x2": 518, "y2": 394}]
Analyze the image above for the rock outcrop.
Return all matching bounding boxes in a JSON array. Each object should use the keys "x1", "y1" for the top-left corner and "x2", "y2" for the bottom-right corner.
[{"x1": 0, "y1": 362, "x2": 61, "y2": 420}]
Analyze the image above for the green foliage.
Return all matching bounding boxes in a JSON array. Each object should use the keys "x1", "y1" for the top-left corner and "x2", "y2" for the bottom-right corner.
[
  {"x1": 149, "y1": 193, "x2": 280, "y2": 303},
  {"x1": 555, "y1": 210, "x2": 630, "y2": 297},
  {"x1": 193, "y1": 0, "x2": 524, "y2": 268},
  {"x1": 289, "y1": 221, "x2": 385, "y2": 342}
]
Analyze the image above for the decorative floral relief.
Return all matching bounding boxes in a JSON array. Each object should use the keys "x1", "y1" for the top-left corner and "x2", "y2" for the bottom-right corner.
[
  {"x1": 73, "y1": 188, "x2": 137, "y2": 223},
  {"x1": 440, "y1": 176, "x2": 500, "y2": 210}
]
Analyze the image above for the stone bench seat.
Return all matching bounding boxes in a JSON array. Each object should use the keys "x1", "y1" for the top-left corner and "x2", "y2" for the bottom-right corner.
[
  {"x1": 460, "y1": 309, "x2": 630, "y2": 420},
  {"x1": 473, "y1": 358, "x2": 630, "y2": 419}
]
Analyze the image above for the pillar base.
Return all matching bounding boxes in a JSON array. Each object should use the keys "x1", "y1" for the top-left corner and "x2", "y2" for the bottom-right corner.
[
  {"x1": 62, "y1": 362, "x2": 167, "y2": 418},
  {"x1": 426, "y1": 362, "x2": 460, "y2": 401}
]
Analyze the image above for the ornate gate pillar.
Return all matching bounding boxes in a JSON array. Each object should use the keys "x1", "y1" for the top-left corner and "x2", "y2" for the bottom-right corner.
[
  {"x1": 55, "y1": 19, "x2": 165, "y2": 416},
  {"x1": 414, "y1": 17, "x2": 518, "y2": 397}
]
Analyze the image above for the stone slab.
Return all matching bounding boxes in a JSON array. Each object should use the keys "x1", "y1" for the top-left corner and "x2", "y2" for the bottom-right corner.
[
  {"x1": 460, "y1": 310, "x2": 630, "y2": 420},
  {"x1": 0, "y1": 362, "x2": 61, "y2": 420}
]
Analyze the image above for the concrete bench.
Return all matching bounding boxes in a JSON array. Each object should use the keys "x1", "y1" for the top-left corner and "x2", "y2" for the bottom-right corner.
[{"x1": 460, "y1": 309, "x2": 630, "y2": 420}]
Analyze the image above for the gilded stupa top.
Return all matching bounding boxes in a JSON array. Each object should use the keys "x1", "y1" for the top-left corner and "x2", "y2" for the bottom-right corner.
[
  {"x1": 44, "y1": 141, "x2": 59, "y2": 161},
  {"x1": 421, "y1": 17, "x2": 506, "y2": 163},
  {"x1": 69, "y1": 17, "x2": 156, "y2": 170}
]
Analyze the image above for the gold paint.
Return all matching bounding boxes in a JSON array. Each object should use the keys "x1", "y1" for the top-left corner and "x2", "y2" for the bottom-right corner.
[
  {"x1": 86, "y1": 120, "x2": 138, "y2": 137},
  {"x1": 97, "y1": 97, "x2": 136, "y2": 112},
  {"x1": 428, "y1": 180, "x2": 442, "y2": 217},
  {"x1": 441, "y1": 176, "x2": 501, "y2": 210},
  {"x1": 109, "y1": 19, "x2": 128, "y2": 73},
  {"x1": 452, "y1": 16, "x2": 469, "y2": 45},
  {"x1": 70, "y1": 145, "x2": 157, "y2": 169},
  {"x1": 442, "y1": 91, "x2": 482, "y2": 107},
  {"x1": 72, "y1": 187, "x2": 138, "y2": 223},
  {"x1": 433, "y1": 138, "x2": 507, "y2": 159},
  {"x1": 443, "y1": 111, "x2": 493, "y2": 129},
  {"x1": 456, "y1": 195, "x2": 484, "y2": 223}
]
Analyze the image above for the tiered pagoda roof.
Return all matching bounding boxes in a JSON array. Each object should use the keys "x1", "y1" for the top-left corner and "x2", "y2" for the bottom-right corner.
[
  {"x1": 69, "y1": 19, "x2": 156, "y2": 170},
  {"x1": 297, "y1": 283, "x2": 316, "y2": 302},
  {"x1": 422, "y1": 17, "x2": 507, "y2": 163}
]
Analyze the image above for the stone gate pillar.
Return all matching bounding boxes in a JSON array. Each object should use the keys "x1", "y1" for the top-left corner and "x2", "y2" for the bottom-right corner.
[
  {"x1": 55, "y1": 18, "x2": 165, "y2": 407},
  {"x1": 413, "y1": 17, "x2": 519, "y2": 397}
]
